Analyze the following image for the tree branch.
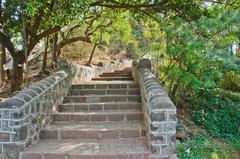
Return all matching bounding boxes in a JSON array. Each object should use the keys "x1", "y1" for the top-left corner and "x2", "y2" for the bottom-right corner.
[
  {"x1": 90, "y1": 1, "x2": 167, "y2": 9},
  {"x1": 56, "y1": 35, "x2": 91, "y2": 59},
  {"x1": 58, "y1": 36, "x2": 91, "y2": 49},
  {"x1": 31, "y1": 15, "x2": 42, "y2": 35},
  {"x1": 36, "y1": 26, "x2": 61, "y2": 41},
  {"x1": 28, "y1": 26, "x2": 61, "y2": 53},
  {"x1": 66, "y1": 24, "x2": 80, "y2": 38},
  {"x1": 88, "y1": 20, "x2": 113, "y2": 36},
  {"x1": 137, "y1": 8, "x2": 161, "y2": 22}
]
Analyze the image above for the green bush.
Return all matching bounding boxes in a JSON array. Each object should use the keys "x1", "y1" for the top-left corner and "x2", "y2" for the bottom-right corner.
[
  {"x1": 220, "y1": 71, "x2": 240, "y2": 92},
  {"x1": 193, "y1": 94, "x2": 240, "y2": 145}
]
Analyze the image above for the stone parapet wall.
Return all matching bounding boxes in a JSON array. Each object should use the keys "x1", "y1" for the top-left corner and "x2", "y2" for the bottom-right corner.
[
  {"x1": 132, "y1": 59, "x2": 177, "y2": 159},
  {"x1": 0, "y1": 60, "x2": 76, "y2": 159},
  {"x1": 72, "y1": 60, "x2": 131, "y2": 83}
]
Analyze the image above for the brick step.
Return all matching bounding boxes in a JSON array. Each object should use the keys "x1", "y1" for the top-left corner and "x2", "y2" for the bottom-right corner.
[
  {"x1": 123, "y1": 67, "x2": 132, "y2": 70},
  {"x1": 114, "y1": 70, "x2": 132, "y2": 73},
  {"x1": 40, "y1": 121, "x2": 146, "y2": 140},
  {"x1": 92, "y1": 77, "x2": 134, "y2": 81},
  {"x1": 99, "y1": 74, "x2": 132, "y2": 77},
  {"x1": 102, "y1": 72, "x2": 131, "y2": 75},
  {"x1": 116, "y1": 68, "x2": 132, "y2": 71},
  {"x1": 71, "y1": 83, "x2": 138, "y2": 90},
  {"x1": 53, "y1": 110, "x2": 143, "y2": 122},
  {"x1": 59, "y1": 103, "x2": 142, "y2": 112},
  {"x1": 20, "y1": 139, "x2": 149, "y2": 159},
  {"x1": 63, "y1": 95, "x2": 141, "y2": 103},
  {"x1": 68, "y1": 88, "x2": 140, "y2": 96}
]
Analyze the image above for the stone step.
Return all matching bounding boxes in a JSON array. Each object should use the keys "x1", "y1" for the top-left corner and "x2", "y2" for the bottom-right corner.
[
  {"x1": 53, "y1": 110, "x2": 143, "y2": 122},
  {"x1": 59, "y1": 103, "x2": 142, "y2": 112},
  {"x1": 20, "y1": 139, "x2": 149, "y2": 159},
  {"x1": 40, "y1": 121, "x2": 146, "y2": 140},
  {"x1": 114, "y1": 70, "x2": 132, "y2": 73},
  {"x1": 71, "y1": 83, "x2": 138, "y2": 90},
  {"x1": 102, "y1": 72, "x2": 132, "y2": 75},
  {"x1": 68, "y1": 88, "x2": 140, "y2": 96},
  {"x1": 123, "y1": 67, "x2": 133, "y2": 70},
  {"x1": 92, "y1": 77, "x2": 134, "y2": 81},
  {"x1": 63, "y1": 95, "x2": 141, "y2": 103},
  {"x1": 99, "y1": 74, "x2": 132, "y2": 77}
]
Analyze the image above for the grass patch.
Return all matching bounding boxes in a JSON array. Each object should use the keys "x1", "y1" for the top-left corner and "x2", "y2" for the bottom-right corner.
[{"x1": 177, "y1": 120, "x2": 240, "y2": 159}]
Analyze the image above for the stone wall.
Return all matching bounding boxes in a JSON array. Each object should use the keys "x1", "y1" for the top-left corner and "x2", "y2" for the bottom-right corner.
[
  {"x1": 0, "y1": 60, "x2": 76, "y2": 159},
  {"x1": 132, "y1": 59, "x2": 177, "y2": 159},
  {"x1": 72, "y1": 60, "x2": 131, "y2": 83}
]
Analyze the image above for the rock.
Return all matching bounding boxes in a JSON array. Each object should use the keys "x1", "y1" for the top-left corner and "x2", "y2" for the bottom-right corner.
[
  {"x1": 132, "y1": 60, "x2": 138, "y2": 67},
  {"x1": 138, "y1": 59, "x2": 151, "y2": 70},
  {"x1": 98, "y1": 62, "x2": 104, "y2": 67},
  {"x1": 85, "y1": 63, "x2": 92, "y2": 67},
  {"x1": 176, "y1": 130, "x2": 186, "y2": 141}
]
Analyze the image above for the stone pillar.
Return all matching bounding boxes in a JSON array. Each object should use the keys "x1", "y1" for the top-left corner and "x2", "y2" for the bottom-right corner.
[{"x1": 138, "y1": 59, "x2": 151, "y2": 70}]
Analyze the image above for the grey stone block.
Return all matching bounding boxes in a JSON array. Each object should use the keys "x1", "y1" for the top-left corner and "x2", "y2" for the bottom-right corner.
[
  {"x1": 150, "y1": 144, "x2": 160, "y2": 154},
  {"x1": 164, "y1": 123, "x2": 176, "y2": 132},
  {"x1": 0, "y1": 98, "x2": 25, "y2": 109},
  {"x1": 150, "y1": 112, "x2": 167, "y2": 122},
  {"x1": 151, "y1": 133, "x2": 166, "y2": 144},
  {"x1": 168, "y1": 111, "x2": 177, "y2": 121},
  {"x1": 167, "y1": 133, "x2": 176, "y2": 145},
  {"x1": 150, "y1": 123, "x2": 163, "y2": 132},
  {"x1": 19, "y1": 126, "x2": 28, "y2": 140},
  {"x1": 150, "y1": 97, "x2": 176, "y2": 110},
  {"x1": 28, "y1": 86, "x2": 43, "y2": 94},
  {"x1": 11, "y1": 110, "x2": 24, "y2": 119},
  {"x1": 161, "y1": 145, "x2": 176, "y2": 156}
]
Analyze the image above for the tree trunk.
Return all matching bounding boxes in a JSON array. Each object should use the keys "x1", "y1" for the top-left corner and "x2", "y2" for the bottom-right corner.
[
  {"x1": 51, "y1": 33, "x2": 58, "y2": 63},
  {"x1": 0, "y1": 42, "x2": 5, "y2": 86},
  {"x1": 87, "y1": 42, "x2": 97, "y2": 64},
  {"x1": 42, "y1": 36, "x2": 49, "y2": 71},
  {"x1": 11, "y1": 55, "x2": 24, "y2": 92},
  {"x1": 23, "y1": 16, "x2": 29, "y2": 88}
]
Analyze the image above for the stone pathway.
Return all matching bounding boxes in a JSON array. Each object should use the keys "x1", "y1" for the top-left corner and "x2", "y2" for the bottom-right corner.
[{"x1": 20, "y1": 67, "x2": 149, "y2": 159}]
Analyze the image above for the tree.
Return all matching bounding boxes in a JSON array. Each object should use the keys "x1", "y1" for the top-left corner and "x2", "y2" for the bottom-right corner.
[{"x1": 0, "y1": 0, "x2": 85, "y2": 92}]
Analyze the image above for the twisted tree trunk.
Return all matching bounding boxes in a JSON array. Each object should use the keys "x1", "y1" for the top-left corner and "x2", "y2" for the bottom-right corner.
[
  {"x1": 42, "y1": 36, "x2": 49, "y2": 71},
  {"x1": 52, "y1": 33, "x2": 58, "y2": 63},
  {"x1": 11, "y1": 53, "x2": 24, "y2": 92},
  {"x1": 0, "y1": 42, "x2": 5, "y2": 86},
  {"x1": 87, "y1": 42, "x2": 97, "y2": 64}
]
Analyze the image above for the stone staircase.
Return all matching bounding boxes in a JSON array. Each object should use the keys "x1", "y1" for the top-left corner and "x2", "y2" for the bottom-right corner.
[{"x1": 21, "y1": 67, "x2": 149, "y2": 159}]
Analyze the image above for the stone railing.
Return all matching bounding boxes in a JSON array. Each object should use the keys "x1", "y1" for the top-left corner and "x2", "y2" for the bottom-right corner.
[
  {"x1": 72, "y1": 60, "x2": 131, "y2": 83},
  {"x1": 132, "y1": 59, "x2": 177, "y2": 159},
  {"x1": 0, "y1": 59, "x2": 131, "y2": 159},
  {"x1": 0, "y1": 60, "x2": 76, "y2": 159}
]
